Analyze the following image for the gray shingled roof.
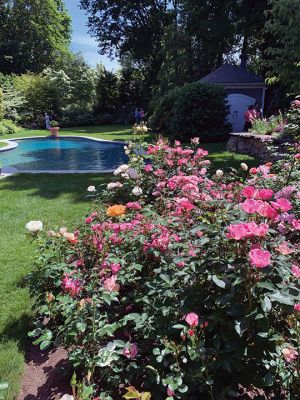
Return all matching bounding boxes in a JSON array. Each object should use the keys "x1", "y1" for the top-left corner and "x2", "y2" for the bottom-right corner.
[{"x1": 200, "y1": 63, "x2": 265, "y2": 85}]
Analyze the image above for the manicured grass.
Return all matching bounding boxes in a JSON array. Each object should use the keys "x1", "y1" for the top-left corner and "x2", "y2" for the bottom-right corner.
[
  {"x1": 0, "y1": 174, "x2": 110, "y2": 399},
  {"x1": 0, "y1": 141, "x2": 7, "y2": 148},
  {"x1": 0, "y1": 124, "x2": 136, "y2": 141}
]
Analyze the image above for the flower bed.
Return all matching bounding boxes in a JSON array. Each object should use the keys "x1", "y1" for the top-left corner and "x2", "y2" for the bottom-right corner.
[{"x1": 28, "y1": 133, "x2": 300, "y2": 400}]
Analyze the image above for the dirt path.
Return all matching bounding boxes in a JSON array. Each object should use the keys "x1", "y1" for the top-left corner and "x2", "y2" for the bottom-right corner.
[{"x1": 17, "y1": 345, "x2": 72, "y2": 400}]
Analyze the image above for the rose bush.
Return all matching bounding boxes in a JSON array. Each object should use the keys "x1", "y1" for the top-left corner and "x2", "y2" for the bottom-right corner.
[{"x1": 28, "y1": 133, "x2": 300, "y2": 399}]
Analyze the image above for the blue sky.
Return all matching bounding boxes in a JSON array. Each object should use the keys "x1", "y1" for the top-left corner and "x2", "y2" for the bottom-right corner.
[{"x1": 64, "y1": 0, "x2": 119, "y2": 70}]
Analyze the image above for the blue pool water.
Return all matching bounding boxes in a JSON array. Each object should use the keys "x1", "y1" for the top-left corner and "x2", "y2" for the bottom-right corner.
[{"x1": 0, "y1": 137, "x2": 128, "y2": 171}]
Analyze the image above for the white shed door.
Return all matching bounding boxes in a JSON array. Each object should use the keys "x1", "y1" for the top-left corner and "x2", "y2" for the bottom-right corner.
[{"x1": 227, "y1": 93, "x2": 255, "y2": 132}]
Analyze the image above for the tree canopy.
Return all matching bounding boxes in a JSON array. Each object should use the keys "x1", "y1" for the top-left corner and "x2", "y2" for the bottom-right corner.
[{"x1": 0, "y1": 0, "x2": 72, "y2": 74}]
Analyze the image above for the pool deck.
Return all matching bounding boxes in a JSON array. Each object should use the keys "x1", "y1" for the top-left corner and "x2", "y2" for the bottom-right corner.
[{"x1": 0, "y1": 135, "x2": 127, "y2": 176}]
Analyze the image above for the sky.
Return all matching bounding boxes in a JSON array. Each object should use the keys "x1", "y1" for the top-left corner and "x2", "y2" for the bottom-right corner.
[{"x1": 64, "y1": 0, "x2": 119, "y2": 70}]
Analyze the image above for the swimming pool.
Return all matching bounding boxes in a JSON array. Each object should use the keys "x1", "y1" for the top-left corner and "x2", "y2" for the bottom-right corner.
[{"x1": 0, "y1": 137, "x2": 128, "y2": 172}]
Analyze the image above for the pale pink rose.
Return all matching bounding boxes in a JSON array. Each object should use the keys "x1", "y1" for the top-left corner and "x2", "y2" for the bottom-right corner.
[
  {"x1": 276, "y1": 242, "x2": 294, "y2": 255},
  {"x1": 63, "y1": 232, "x2": 78, "y2": 244},
  {"x1": 103, "y1": 276, "x2": 120, "y2": 292},
  {"x1": 87, "y1": 185, "x2": 96, "y2": 192},
  {"x1": 185, "y1": 312, "x2": 199, "y2": 327},
  {"x1": 123, "y1": 343, "x2": 138, "y2": 359},
  {"x1": 282, "y1": 347, "x2": 298, "y2": 363},
  {"x1": 59, "y1": 227, "x2": 67, "y2": 235},
  {"x1": 191, "y1": 137, "x2": 200, "y2": 145},
  {"x1": 249, "y1": 248, "x2": 271, "y2": 268},
  {"x1": 294, "y1": 303, "x2": 300, "y2": 312},
  {"x1": 291, "y1": 265, "x2": 300, "y2": 278}
]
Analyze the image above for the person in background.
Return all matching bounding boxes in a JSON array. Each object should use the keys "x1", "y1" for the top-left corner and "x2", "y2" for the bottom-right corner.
[
  {"x1": 254, "y1": 101, "x2": 263, "y2": 119},
  {"x1": 44, "y1": 112, "x2": 50, "y2": 130},
  {"x1": 244, "y1": 105, "x2": 255, "y2": 131},
  {"x1": 139, "y1": 108, "x2": 145, "y2": 122},
  {"x1": 134, "y1": 108, "x2": 140, "y2": 124}
]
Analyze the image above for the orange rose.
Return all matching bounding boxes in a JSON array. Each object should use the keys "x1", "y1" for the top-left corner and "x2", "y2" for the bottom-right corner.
[
  {"x1": 63, "y1": 232, "x2": 78, "y2": 244},
  {"x1": 107, "y1": 204, "x2": 126, "y2": 217}
]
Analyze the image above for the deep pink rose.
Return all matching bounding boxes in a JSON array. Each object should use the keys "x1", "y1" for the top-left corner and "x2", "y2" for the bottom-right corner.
[
  {"x1": 249, "y1": 248, "x2": 271, "y2": 268},
  {"x1": 185, "y1": 312, "x2": 199, "y2": 327},
  {"x1": 292, "y1": 219, "x2": 300, "y2": 230},
  {"x1": 123, "y1": 343, "x2": 138, "y2": 359},
  {"x1": 257, "y1": 189, "x2": 274, "y2": 200},
  {"x1": 294, "y1": 303, "x2": 300, "y2": 312},
  {"x1": 271, "y1": 198, "x2": 292, "y2": 212}
]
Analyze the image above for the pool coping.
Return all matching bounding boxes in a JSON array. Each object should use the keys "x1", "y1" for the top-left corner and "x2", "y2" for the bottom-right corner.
[{"x1": 0, "y1": 135, "x2": 127, "y2": 175}]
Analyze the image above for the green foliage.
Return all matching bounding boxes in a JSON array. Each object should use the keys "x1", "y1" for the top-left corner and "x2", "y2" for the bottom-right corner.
[
  {"x1": 50, "y1": 120, "x2": 59, "y2": 128},
  {"x1": 0, "y1": 0, "x2": 71, "y2": 74},
  {"x1": 250, "y1": 113, "x2": 285, "y2": 135},
  {"x1": 0, "y1": 88, "x2": 4, "y2": 120},
  {"x1": 284, "y1": 97, "x2": 300, "y2": 141},
  {"x1": 150, "y1": 82, "x2": 230, "y2": 141},
  {"x1": 95, "y1": 66, "x2": 119, "y2": 115},
  {"x1": 0, "y1": 78, "x2": 27, "y2": 122},
  {"x1": 265, "y1": 0, "x2": 300, "y2": 93},
  {"x1": 0, "y1": 119, "x2": 20, "y2": 135}
]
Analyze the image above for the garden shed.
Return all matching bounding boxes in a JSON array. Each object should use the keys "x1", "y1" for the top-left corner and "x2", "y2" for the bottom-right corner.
[{"x1": 201, "y1": 63, "x2": 266, "y2": 132}]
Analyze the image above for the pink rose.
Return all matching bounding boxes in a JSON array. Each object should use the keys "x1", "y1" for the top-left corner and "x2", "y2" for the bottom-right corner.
[
  {"x1": 241, "y1": 186, "x2": 256, "y2": 199},
  {"x1": 271, "y1": 198, "x2": 292, "y2": 212},
  {"x1": 294, "y1": 303, "x2": 300, "y2": 312},
  {"x1": 110, "y1": 263, "x2": 121, "y2": 275},
  {"x1": 185, "y1": 312, "x2": 199, "y2": 327},
  {"x1": 123, "y1": 343, "x2": 138, "y2": 359},
  {"x1": 227, "y1": 224, "x2": 248, "y2": 240},
  {"x1": 103, "y1": 276, "x2": 120, "y2": 292},
  {"x1": 282, "y1": 347, "x2": 298, "y2": 363},
  {"x1": 291, "y1": 265, "x2": 300, "y2": 278},
  {"x1": 292, "y1": 219, "x2": 300, "y2": 230},
  {"x1": 167, "y1": 388, "x2": 175, "y2": 397},
  {"x1": 61, "y1": 274, "x2": 81, "y2": 297},
  {"x1": 249, "y1": 248, "x2": 271, "y2": 268},
  {"x1": 257, "y1": 189, "x2": 273, "y2": 200}
]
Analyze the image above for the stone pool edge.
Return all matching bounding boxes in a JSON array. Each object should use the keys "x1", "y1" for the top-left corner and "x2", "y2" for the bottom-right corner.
[{"x1": 0, "y1": 135, "x2": 127, "y2": 176}]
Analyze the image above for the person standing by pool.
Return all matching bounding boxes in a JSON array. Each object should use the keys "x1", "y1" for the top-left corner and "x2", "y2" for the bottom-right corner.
[
  {"x1": 254, "y1": 101, "x2": 263, "y2": 119},
  {"x1": 139, "y1": 108, "x2": 145, "y2": 122},
  {"x1": 243, "y1": 105, "x2": 255, "y2": 131},
  {"x1": 134, "y1": 108, "x2": 140, "y2": 124},
  {"x1": 44, "y1": 112, "x2": 50, "y2": 130}
]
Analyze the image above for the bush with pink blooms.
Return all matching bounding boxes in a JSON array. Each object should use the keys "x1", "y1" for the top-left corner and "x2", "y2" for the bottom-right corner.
[{"x1": 28, "y1": 132, "x2": 300, "y2": 399}]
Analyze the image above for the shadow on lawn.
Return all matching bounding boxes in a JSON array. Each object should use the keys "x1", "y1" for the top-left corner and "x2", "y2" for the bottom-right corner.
[{"x1": 0, "y1": 174, "x2": 111, "y2": 201}]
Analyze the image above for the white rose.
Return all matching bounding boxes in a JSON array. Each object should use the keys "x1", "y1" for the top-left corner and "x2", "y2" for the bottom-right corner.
[
  {"x1": 240, "y1": 163, "x2": 248, "y2": 171},
  {"x1": 113, "y1": 164, "x2": 129, "y2": 176},
  {"x1": 132, "y1": 186, "x2": 143, "y2": 196},
  {"x1": 127, "y1": 168, "x2": 139, "y2": 179},
  {"x1": 215, "y1": 169, "x2": 224, "y2": 178},
  {"x1": 59, "y1": 227, "x2": 67, "y2": 235},
  {"x1": 107, "y1": 182, "x2": 123, "y2": 190},
  {"x1": 87, "y1": 186, "x2": 96, "y2": 192},
  {"x1": 25, "y1": 220, "x2": 43, "y2": 234}
]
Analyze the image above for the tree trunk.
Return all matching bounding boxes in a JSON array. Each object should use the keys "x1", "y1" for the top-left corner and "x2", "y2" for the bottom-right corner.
[{"x1": 240, "y1": 34, "x2": 248, "y2": 69}]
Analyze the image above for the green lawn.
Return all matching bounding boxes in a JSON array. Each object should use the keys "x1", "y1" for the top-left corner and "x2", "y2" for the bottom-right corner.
[
  {"x1": 0, "y1": 125, "x2": 258, "y2": 399},
  {"x1": 0, "y1": 142, "x2": 7, "y2": 148},
  {"x1": 0, "y1": 174, "x2": 110, "y2": 399}
]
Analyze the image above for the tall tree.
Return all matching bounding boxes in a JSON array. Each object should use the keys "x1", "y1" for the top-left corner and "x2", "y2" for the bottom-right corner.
[
  {"x1": 0, "y1": 0, "x2": 71, "y2": 74},
  {"x1": 94, "y1": 65, "x2": 119, "y2": 115},
  {"x1": 265, "y1": 0, "x2": 300, "y2": 93}
]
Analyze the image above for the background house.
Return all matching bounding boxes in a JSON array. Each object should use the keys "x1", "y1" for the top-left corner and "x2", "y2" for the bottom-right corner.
[{"x1": 201, "y1": 64, "x2": 266, "y2": 132}]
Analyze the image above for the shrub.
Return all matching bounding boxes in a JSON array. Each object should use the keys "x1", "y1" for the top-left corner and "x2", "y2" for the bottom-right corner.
[
  {"x1": 94, "y1": 113, "x2": 114, "y2": 125},
  {"x1": 0, "y1": 88, "x2": 4, "y2": 120},
  {"x1": 250, "y1": 113, "x2": 286, "y2": 135},
  {"x1": 150, "y1": 82, "x2": 230, "y2": 142},
  {"x1": 284, "y1": 97, "x2": 300, "y2": 141},
  {"x1": 0, "y1": 119, "x2": 20, "y2": 135},
  {"x1": 28, "y1": 133, "x2": 300, "y2": 399}
]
